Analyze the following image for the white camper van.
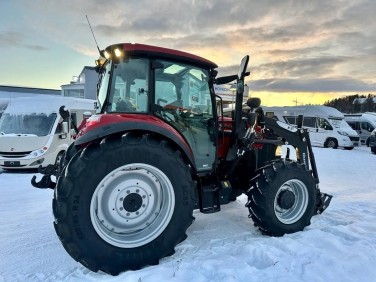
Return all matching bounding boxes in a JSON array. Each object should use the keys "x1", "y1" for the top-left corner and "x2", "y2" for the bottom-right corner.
[
  {"x1": 0, "y1": 96, "x2": 95, "y2": 170},
  {"x1": 344, "y1": 113, "x2": 376, "y2": 145},
  {"x1": 263, "y1": 106, "x2": 360, "y2": 149}
]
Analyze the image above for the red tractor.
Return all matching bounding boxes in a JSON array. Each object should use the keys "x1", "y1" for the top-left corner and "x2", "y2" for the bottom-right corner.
[{"x1": 32, "y1": 43, "x2": 331, "y2": 275}]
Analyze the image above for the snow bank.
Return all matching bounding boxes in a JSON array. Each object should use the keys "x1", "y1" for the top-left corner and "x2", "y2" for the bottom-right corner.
[{"x1": 1, "y1": 146, "x2": 376, "y2": 281}]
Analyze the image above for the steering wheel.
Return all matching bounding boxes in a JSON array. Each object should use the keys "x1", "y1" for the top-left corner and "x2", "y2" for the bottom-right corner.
[{"x1": 157, "y1": 98, "x2": 168, "y2": 106}]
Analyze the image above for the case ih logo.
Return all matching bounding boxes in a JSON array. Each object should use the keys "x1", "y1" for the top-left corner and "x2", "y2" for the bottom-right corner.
[{"x1": 10, "y1": 148, "x2": 14, "y2": 151}]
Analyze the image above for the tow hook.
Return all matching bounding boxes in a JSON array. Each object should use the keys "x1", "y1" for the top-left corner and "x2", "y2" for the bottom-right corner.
[
  {"x1": 316, "y1": 192, "x2": 333, "y2": 214},
  {"x1": 31, "y1": 164, "x2": 58, "y2": 189}
]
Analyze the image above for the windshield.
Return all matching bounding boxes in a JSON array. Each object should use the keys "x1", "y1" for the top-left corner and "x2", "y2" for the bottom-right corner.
[
  {"x1": 96, "y1": 61, "x2": 111, "y2": 113},
  {"x1": 101, "y1": 58, "x2": 149, "y2": 113},
  {"x1": 329, "y1": 118, "x2": 353, "y2": 130},
  {"x1": 0, "y1": 113, "x2": 57, "y2": 136}
]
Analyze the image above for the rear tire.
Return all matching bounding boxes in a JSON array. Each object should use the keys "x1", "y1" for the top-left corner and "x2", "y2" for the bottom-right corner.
[
  {"x1": 53, "y1": 133, "x2": 194, "y2": 275},
  {"x1": 324, "y1": 138, "x2": 338, "y2": 149},
  {"x1": 246, "y1": 160, "x2": 317, "y2": 236}
]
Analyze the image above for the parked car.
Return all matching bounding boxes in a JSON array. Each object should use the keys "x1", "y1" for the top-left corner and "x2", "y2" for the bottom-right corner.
[{"x1": 344, "y1": 113, "x2": 376, "y2": 146}]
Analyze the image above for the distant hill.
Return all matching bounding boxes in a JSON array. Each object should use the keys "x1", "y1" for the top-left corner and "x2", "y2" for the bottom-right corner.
[{"x1": 324, "y1": 94, "x2": 376, "y2": 113}]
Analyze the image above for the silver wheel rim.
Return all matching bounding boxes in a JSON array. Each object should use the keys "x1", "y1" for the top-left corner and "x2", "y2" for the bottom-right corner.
[
  {"x1": 274, "y1": 179, "x2": 309, "y2": 224},
  {"x1": 90, "y1": 163, "x2": 175, "y2": 248}
]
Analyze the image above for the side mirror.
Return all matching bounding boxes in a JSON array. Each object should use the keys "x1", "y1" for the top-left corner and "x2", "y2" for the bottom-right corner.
[
  {"x1": 62, "y1": 121, "x2": 69, "y2": 134},
  {"x1": 58, "y1": 121, "x2": 69, "y2": 139},
  {"x1": 246, "y1": 97, "x2": 261, "y2": 110}
]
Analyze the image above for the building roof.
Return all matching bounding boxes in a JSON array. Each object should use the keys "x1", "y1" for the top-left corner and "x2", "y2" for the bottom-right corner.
[{"x1": 0, "y1": 85, "x2": 60, "y2": 95}]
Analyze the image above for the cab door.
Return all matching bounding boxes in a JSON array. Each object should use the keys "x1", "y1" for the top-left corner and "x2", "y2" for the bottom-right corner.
[{"x1": 153, "y1": 60, "x2": 217, "y2": 172}]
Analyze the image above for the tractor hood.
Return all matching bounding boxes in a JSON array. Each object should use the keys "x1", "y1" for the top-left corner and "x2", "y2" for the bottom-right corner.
[{"x1": 0, "y1": 134, "x2": 50, "y2": 152}]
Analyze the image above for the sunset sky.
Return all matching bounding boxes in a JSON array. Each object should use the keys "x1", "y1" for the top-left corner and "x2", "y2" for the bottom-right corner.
[{"x1": 1, "y1": 0, "x2": 375, "y2": 106}]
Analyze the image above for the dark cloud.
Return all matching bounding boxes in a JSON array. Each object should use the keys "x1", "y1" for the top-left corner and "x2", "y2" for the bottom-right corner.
[
  {"x1": 267, "y1": 46, "x2": 329, "y2": 57},
  {"x1": 250, "y1": 78, "x2": 376, "y2": 92},
  {"x1": 217, "y1": 56, "x2": 348, "y2": 81},
  {"x1": 254, "y1": 57, "x2": 348, "y2": 78},
  {"x1": 0, "y1": 31, "x2": 47, "y2": 51}
]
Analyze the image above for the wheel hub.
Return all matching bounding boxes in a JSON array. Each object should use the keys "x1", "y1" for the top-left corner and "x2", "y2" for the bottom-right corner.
[
  {"x1": 277, "y1": 190, "x2": 295, "y2": 209},
  {"x1": 123, "y1": 193, "x2": 143, "y2": 212},
  {"x1": 274, "y1": 179, "x2": 309, "y2": 224}
]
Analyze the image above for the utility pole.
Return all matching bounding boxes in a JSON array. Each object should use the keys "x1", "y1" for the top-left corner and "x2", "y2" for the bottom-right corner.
[{"x1": 293, "y1": 98, "x2": 298, "y2": 106}]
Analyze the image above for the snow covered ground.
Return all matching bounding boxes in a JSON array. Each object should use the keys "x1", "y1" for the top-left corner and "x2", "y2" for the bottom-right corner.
[{"x1": 1, "y1": 146, "x2": 376, "y2": 282}]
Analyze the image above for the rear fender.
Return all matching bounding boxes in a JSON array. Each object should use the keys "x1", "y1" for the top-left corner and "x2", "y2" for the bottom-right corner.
[{"x1": 74, "y1": 121, "x2": 196, "y2": 171}]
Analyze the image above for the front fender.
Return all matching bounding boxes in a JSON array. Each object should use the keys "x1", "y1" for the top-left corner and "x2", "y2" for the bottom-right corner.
[{"x1": 74, "y1": 114, "x2": 196, "y2": 170}]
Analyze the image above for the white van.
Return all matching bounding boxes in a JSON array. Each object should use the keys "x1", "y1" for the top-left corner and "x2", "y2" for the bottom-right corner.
[
  {"x1": 0, "y1": 98, "x2": 9, "y2": 118},
  {"x1": 344, "y1": 113, "x2": 376, "y2": 145},
  {"x1": 0, "y1": 96, "x2": 95, "y2": 170},
  {"x1": 263, "y1": 105, "x2": 360, "y2": 149}
]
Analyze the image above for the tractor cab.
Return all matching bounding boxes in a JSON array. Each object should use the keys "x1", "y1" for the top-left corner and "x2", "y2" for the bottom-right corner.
[{"x1": 92, "y1": 43, "x2": 235, "y2": 173}]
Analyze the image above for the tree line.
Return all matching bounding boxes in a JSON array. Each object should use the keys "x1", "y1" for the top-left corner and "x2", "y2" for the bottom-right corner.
[{"x1": 323, "y1": 94, "x2": 376, "y2": 113}]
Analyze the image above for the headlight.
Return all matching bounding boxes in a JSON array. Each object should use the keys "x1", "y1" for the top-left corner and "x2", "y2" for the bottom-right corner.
[
  {"x1": 372, "y1": 131, "x2": 376, "y2": 136},
  {"x1": 31, "y1": 147, "x2": 47, "y2": 157},
  {"x1": 337, "y1": 131, "x2": 349, "y2": 136}
]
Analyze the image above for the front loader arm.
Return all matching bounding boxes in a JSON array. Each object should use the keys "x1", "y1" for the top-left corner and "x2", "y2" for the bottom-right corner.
[
  {"x1": 259, "y1": 116, "x2": 319, "y2": 183},
  {"x1": 256, "y1": 115, "x2": 332, "y2": 214}
]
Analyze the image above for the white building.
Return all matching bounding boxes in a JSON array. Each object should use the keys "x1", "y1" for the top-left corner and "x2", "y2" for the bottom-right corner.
[{"x1": 61, "y1": 66, "x2": 98, "y2": 100}]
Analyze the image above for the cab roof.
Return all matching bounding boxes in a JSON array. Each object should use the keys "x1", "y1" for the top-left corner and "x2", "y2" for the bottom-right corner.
[{"x1": 104, "y1": 43, "x2": 218, "y2": 69}]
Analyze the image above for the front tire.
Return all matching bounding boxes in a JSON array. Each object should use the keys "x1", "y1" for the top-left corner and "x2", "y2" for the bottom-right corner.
[
  {"x1": 246, "y1": 160, "x2": 318, "y2": 236},
  {"x1": 324, "y1": 138, "x2": 338, "y2": 149},
  {"x1": 53, "y1": 133, "x2": 194, "y2": 275}
]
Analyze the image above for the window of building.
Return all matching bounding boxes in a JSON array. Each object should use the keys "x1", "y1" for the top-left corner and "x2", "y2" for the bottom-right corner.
[{"x1": 64, "y1": 89, "x2": 85, "y2": 98}]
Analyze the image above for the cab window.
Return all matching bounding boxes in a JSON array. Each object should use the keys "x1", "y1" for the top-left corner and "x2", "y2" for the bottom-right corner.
[
  {"x1": 107, "y1": 58, "x2": 149, "y2": 113},
  {"x1": 153, "y1": 60, "x2": 216, "y2": 171}
]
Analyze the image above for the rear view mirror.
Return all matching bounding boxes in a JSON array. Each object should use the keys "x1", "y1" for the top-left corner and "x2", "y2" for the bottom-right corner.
[{"x1": 238, "y1": 55, "x2": 249, "y2": 80}]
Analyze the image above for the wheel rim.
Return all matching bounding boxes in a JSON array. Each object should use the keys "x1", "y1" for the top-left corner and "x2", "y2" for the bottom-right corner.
[
  {"x1": 90, "y1": 163, "x2": 175, "y2": 248},
  {"x1": 274, "y1": 179, "x2": 309, "y2": 224}
]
